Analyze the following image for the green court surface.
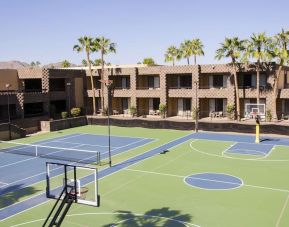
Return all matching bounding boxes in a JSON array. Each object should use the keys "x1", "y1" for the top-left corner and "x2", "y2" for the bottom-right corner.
[{"x1": 1, "y1": 125, "x2": 289, "y2": 227}]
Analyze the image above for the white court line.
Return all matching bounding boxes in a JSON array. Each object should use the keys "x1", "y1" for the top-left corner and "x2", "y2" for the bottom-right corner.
[
  {"x1": 0, "y1": 181, "x2": 8, "y2": 186},
  {"x1": 0, "y1": 133, "x2": 192, "y2": 221},
  {"x1": 125, "y1": 168, "x2": 289, "y2": 193},
  {"x1": 275, "y1": 193, "x2": 289, "y2": 227},
  {"x1": 49, "y1": 140, "x2": 118, "y2": 149},
  {"x1": 0, "y1": 144, "x2": 88, "y2": 188},
  {"x1": 9, "y1": 212, "x2": 200, "y2": 227},
  {"x1": 77, "y1": 132, "x2": 157, "y2": 140}
]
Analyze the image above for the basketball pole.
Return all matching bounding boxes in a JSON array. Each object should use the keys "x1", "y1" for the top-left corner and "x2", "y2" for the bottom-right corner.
[{"x1": 255, "y1": 116, "x2": 260, "y2": 144}]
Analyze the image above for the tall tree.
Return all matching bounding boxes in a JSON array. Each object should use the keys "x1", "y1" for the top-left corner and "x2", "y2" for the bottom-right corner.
[
  {"x1": 180, "y1": 40, "x2": 193, "y2": 65},
  {"x1": 191, "y1": 39, "x2": 204, "y2": 65},
  {"x1": 61, "y1": 60, "x2": 71, "y2": 68},
  {"x1": 164, "y1": 46, "x2": 180, "y2": 66},
  {"x1": 73, "y1": 36, "x2": 97, "y2": 115},
  {"x1": 271, "y1": 29, "x2": 289, "y2": 120},
  {"x1": 142, "y1": 58, "x2": 156, "y2": 65},
  {"x1": 215, "y1": 37, "x2": 246, "y2": 121},
  {"x1": 243, "y1": 32, "x2": 272, "y2": 104},
  {"x1": 93, "y1": 36, "x2": 116, "y2": 110}
]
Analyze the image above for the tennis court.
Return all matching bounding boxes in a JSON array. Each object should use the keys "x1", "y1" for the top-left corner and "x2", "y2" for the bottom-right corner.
[
  {"x1": 0, "y1": 132, "x2": 154, "y2": 197},
  {"x1": 1, "y1": 126, "x2": 289, "y2": 227}
]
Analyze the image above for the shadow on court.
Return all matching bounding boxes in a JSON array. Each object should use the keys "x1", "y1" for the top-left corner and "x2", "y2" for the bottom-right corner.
[
  {"x1": 102, "y1": 207, "x2": 192, "y2": 227},
  {"x1": 0, "y1": 185, "x2": 40, "y2": 209}
]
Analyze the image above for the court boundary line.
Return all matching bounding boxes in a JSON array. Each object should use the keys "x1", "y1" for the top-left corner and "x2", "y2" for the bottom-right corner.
[
  {"x1": 0, "y1": 133, "x2": 194, "y2": 221},
  {"x1": 125, "y1": 168, "x2": 289, "y2": 193},
  {"x1": 275, "y1": 193, "x2": 289, "y2": 227},
  {"x1": 9, "y1": 212, "x2": 200, "y2": 227},
  {"x1": 49, "y1": 140, "x2": 118, "y2": 149},
  {"x1": 77, "y1": 132, "x2": 158, "y2": 141},
  {"x1": 190, "y1": 140, "x2": 289, "y2": 162}
]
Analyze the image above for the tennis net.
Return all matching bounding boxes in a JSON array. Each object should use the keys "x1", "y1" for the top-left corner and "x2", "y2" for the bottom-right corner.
[{"x1": 0, "y1": 140, "x2": 101, "y2": 165}]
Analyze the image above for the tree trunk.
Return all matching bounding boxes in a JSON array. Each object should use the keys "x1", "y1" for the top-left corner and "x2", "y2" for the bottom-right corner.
[
  {"x1": 101, "y1": 50, "x2": 105, "y2": 111},
  {"x1": 194, "y1": 55, "x2": 196, "y2": 65},
  {"x1": 87, "y1": 52, "x2": 96, "y2": 115},
  {"x1": 273, "y1": 64, "x2": 283, "y2": 120},
  {"x1": 233, "y1": 64, "x2": 241, "y2": 121},
  {"x1": 173, "y1": 59, "x2": 175, "y2": 66},
  {"x1": 187, "y1": 58, "x2": 190, "y2": 65},
  {"x1": 256, "y1": 62, "x2": 260, "y2": 105}
]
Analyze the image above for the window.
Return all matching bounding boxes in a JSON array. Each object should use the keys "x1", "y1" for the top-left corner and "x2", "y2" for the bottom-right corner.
[
  {"x1": 180, "y1": 76, "x2": 192, "y2": 88},
  {"x1": 122, "y1": 98, "x2": 129, "y2": 110},
  {"x1": 243, "y1": 74, "x2": 252, "y2": 87},
  {"x1": 153, "y1": 98, "x2": 160, "y2": 110},
  {"x1": 148, "y1": 76, "x2": 154, "y2": 88},
  {"x1": 24, "y1": 102, "x2": 44, "y2": 117},
  {"x1": 213, "y1": 75, "x2": 223, "y2": 87},
  {"x1": 50, "y1": 79, "x2": 65, "y2": 91},
  {"x1": 215, "y1": 99, "x2": 223, "y2": 111},
  {"x1": 121, "y1": 77, "x2": 130, "y2": 89},
  {"x1": 183, "y1": 99, "x2": 191, "y2": 111},
  {"x1": 24, "y1": 79, "x2": 42, "y2": 92}
]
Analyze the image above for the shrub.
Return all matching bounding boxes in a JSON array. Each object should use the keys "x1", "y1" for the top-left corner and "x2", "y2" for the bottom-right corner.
[
  {"x1": 61, "y1": 111, "x2": 68, "y2": 119},
  {"x1": 159, "y1": 104, "x2": 167, "y2": 118},
  {"x1": 129, "y1": 106, "x2": 137, "y2": 117},
  {"x1": 266, "y1": 109, "x2": 272, "y2": 122},
  {"x1": 226, "y1": 104, "x2": 235, "y2": 120},
  {"x1": 70, "y1": 107, "x2": 81, "y2": 117}
]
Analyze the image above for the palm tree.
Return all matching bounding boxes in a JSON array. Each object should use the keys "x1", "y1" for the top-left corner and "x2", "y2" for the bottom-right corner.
[
  {"x1": 215, "y1": 37, "x2": 246, "y2": 121},
  {"x1": 164, "y1": 46, "x2": 180, "y2": 66},
  {"x1": 93, "y1": 36, "x2": 116, "y2": 109},
  {"x1": 271, "y1": 29, "x2": 289, "y2": 120},
  {"x1": 61, "y1": 60, "x2": 71, "y2": 68},
  {"x1": 93, "y1": 59, "x2": 103, "y2": 66},
  {"x1": 142, "y1": 58, "x2": 156, "y2": 65},
  {"x1": 191, "y1": 39, "x2": 204, "y2": 65},
  {"x1": 243, "y1": 32, "x2": 272, "y2": 104},
  {"x1": 180, "y1": 40, "x2": 193, "y2": 65},
  {"x1": 73, "y1": 36, "x2": 97, "y2": 115}
]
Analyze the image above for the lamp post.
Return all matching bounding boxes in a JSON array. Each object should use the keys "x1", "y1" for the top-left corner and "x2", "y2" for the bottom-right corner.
[
  {"x1": 66, "y1": 82, "x2": 71, "y2": 117},
  {"x1": 99, "y1": 79, "x2": 113, "y2": 167},
  {"x1": 6, "y1": 84, "x2": 11, "y2": 140},
  {"x1": 194, "y1": 81, "x2": 199, "y2": 133}
]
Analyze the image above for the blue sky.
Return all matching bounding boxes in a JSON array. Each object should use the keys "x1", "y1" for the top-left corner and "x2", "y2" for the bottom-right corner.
[{"x1": 0, "y1": 0, "x2": 288, "y2": 65}]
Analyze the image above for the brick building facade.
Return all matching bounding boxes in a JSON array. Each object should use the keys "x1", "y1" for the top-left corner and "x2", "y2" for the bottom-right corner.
[{"x1": 0, "y1": 63, "x2": 289, "y2": 131}]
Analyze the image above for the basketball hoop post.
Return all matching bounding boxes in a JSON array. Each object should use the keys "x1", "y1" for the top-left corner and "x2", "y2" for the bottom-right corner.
[
  {"x1": 99, "y1": 80, "x2": 113, "y2": 167},
  {"x1": 255, "y1": 115, "x2": 260, "y2": 144}
]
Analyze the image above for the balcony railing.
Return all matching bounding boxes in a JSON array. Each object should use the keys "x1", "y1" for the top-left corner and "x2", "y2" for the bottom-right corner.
[
  {"x1": 113, "y1": 86, "x2": 131, "y2": 90},
  {"x1": 168, "y1": 86, "x2": 192, "y2": 89},
  {"x1": 136, "y1": 87, "x2": 160, "y2": 90},
  {"x1": 0, "y1": 89, "x2": 48, "y2": 95},
  {"x1": 199, "y1": 86, "x2": 226, "y2": 89}
]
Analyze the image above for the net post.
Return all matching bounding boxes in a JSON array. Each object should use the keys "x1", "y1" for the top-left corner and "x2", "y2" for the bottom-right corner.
[{"x1": 35, "y1": 145, "x2": 38, "y2": 157}]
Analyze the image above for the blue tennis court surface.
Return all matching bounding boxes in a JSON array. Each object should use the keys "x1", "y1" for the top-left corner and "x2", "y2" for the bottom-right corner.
[
  {"x1": 226, "y1": 142, "x2": 274, "y2": 156},
  {"x1": 0, "y1": 133, "x2": 154, "y2": 196}
]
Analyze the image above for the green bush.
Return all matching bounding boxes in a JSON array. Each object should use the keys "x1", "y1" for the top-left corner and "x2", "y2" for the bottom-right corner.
[
  {"x1": 129, "y1": 106, "x2": 137, "y2": 117},
  {"x1": 266, "y1": 109, "x2": 272, "y2": 122},
  {"x1": 159, "y1": 104, "x2": 167, "y2": 118},
  {"x1": 61, "y1": 111, "x2": 68, "y2": 119},
  {"x1": 226, "y1": 104, "x2": 235, "y2": 120},
  {"x1": 70, "y1": 107, "x2": 81, "y2": 117}
]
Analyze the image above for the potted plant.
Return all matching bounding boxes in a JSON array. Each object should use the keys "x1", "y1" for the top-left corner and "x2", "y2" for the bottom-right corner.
[
  {"x1": 129, "y1": 106, "x2": 137, "y2": 117},
  {"x1": 159, "y1": 104, "x2": 167, "y2": 118},
  {"x1": 226, "y1": 104, "x2": 235, "y2": 120},
  {"x1": 70, "y1": 107, "x2": 81, "y2": 117},
  {"x1": 61, "y1": 111, "x2": 68, "y2": 119}
]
